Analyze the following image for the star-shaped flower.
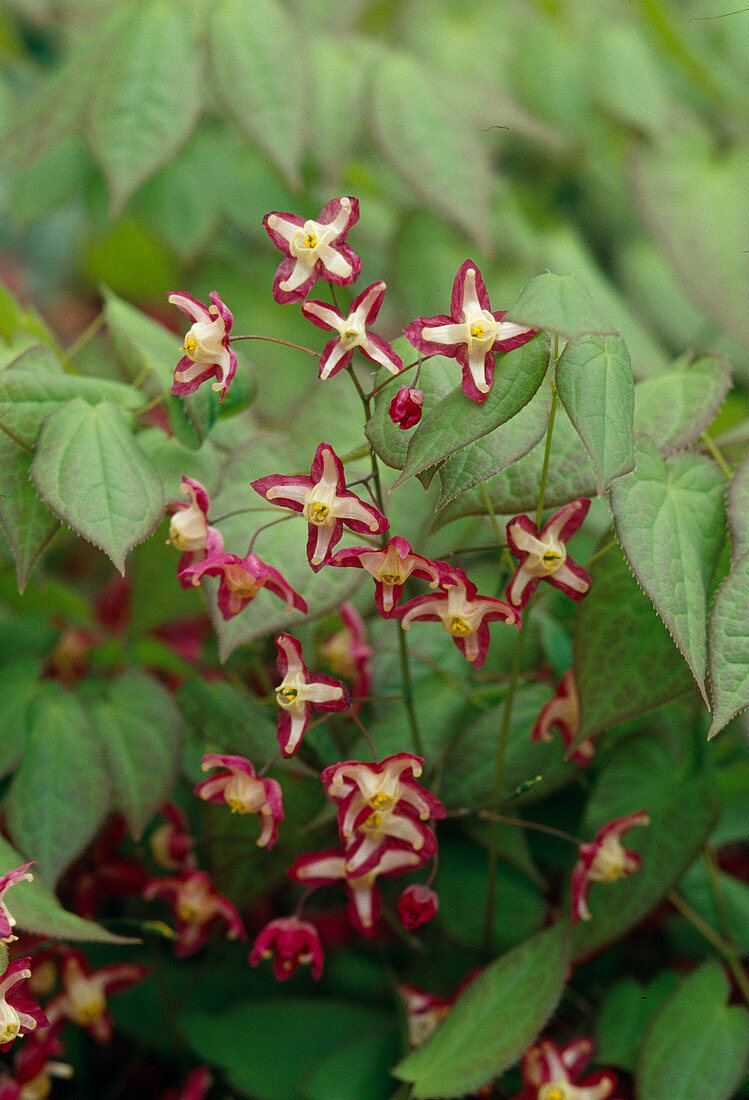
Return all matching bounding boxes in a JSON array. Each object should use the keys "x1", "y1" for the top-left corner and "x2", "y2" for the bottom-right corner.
[
  {"x1": 263, "y1": 196, "x2": 362, "y2": 304},
  {"x1": 167, "y1": 291, "x2": 237, "y2": 401},
  {"x1": 397, "y1": 565, "x2": 520, "y2": 667},
  {"x1": 506, "y1": 499, "x2": 592, "y2": 611},
  {"x1": 251, "y1": 442, "x2": 389, "y2": 572},
  {"x1": 404, "y1": 259, "x2": 537, "y2": 402},
  {"x1": 572, "y1": 811, "x2": 650, "y2": 924},
  {"x1": 249, "y1": 916, "x2": 324, "y2": 982},
  {"x1": 179, "y1": 549, "x2": 307, "y2": 620},
  {"x1": 0, "y1": 863, "x2": 33, "y2": 943},
  {"x1": 167, "y1": 477, "x2": 224, "y2": 589},
  {"x1": 274, "y1": 633, "x2": 349, "y2": 757},
  {"x1": 513, "y1": 1036, "x2": 622, "y2": 1100},
  {"x1": 0, "y1": 960, "x2": 48, "y2": 1050},
  {"x1": 0, "y1": 1021, "x2": 71, "y2": 1100},
  {"x1": 194, "y1": 754, "x2": 283, "y2": 849},
  {"x1": 302, "y1": 281, "x2": 403, "y2": 379},
  {"x1": 532, "y1": 671, "x2": 594, "y2": 767},
  {"x1": 329, "y1": 536, "x2": 445, "y2": 617},
  {"x1": 143, "y1": 870, "x2": 246, "y2": 957},
  {"x1": 45, "y1": 950, "x2": 147, "y2": 1043}
]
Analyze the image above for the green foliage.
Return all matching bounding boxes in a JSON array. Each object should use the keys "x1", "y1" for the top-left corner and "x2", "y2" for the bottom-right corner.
[
  {"x1": 504, "y1": 274, "x2": 617, "y2": 340},
  {"x1": 0, "y1": 434, "x2": 60, "y2": 591},
  {"x1": 394, "y1": 922, "x2": 569, "y2": 1098},
  {"x1": 636, "y1": 962, "x2": 749, "y2": 1100}
]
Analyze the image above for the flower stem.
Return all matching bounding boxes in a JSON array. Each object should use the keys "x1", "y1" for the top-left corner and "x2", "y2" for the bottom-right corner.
[
  {"x1": 667, "y1": 888, "x2": 749, "y2": 1007},
  {"x1": 703, "y1": 846, "x2": 749, "y2": 1006},
  {"x1": 584, "y1": 537, "x2": 618, "y2": 569},
  {"x1": 479, "y1": 810, "x2": 581, "y2": 846},
  {"x1": 700, "y1": 430, "x2": 733, "y2": 480},
  {"x1": 480, "y1": 481, "x2": 505, "y2": 547},
  {"x1": 535, "y1": 339, "x2": 559, "y2": 530},
  {"x1": 350, "y1": 711, "x2": 379, "y2": 763},
  {"x1": 247, "y1": 514, "x2": 296, "y2": 551},
  {"x1": 64, "y1": 312, "x2": 106, "y2": 365},
  {"x1": 230, "y1": 333, "x2": 320, "y2": 358},
  {"x1": 397, "y1": 624, "x2": 424, "y2": 757}
]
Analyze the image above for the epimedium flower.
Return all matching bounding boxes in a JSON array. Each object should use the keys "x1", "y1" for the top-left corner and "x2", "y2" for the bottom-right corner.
[
  {"x1": 0, "y1": 864, "x2": 34, "y2": 943},
  {"x1": 149, "y1": 801, "x2": 197, "y2": 872},
  {"x1": 397, "y1": 884, "x2": 439, "y2": 930},
  {"x1": 45, "y1": 950, "x2": 147, "y2": 1043},
  {"x1": 0, "y1": 960, "x2": 48, "y2": 1049},
  {"x1": 68, "y1": 816, "x2": 147, "y2": 919},
  {"x1": 179, "y1": 549, "x2": 308, "y2": 620},
  {"x1": 167, "y1": 477, "x2": 224, "y2": 588},
  {"x1": 506, "y1": 499, "x2": 592, "y2": 611},
  {"x1": 263, "y1": 196, "x2": 362, "y2": 304},
  {"x1": 398, "y1": 985, "x2": 453, "y2": 1048},
  {"x1": 251, "y1": 442, "x2": 389, "y2": 572},
  {"x1": 143, "y1": 870, "x2": 246, "y2": 957},
  {"x1": 0, "y1": 1022, "x2": 72, "y2": 1100},
  {"x1": 322, "y1": 754, "x2": 446, "y2": 879},
  {"x1": 404, "y1": 259, "x2": 537, "y2": 403},
  {"x1": 328, "y1": 536, "x2": 444, "y2": 617},
  {"x1": 289, "y1": 845, "x2": 425, "y2": 937},
  {"x1": 274, "y1": 633, "x2": 349, "y2": 757},
  {"x1": 319, "y1": 602, "x2": 372, "y2": 713},
  {"x1": 397, "y1": 565, "x2": 520, "y2": 668},
  {"x1": 249, "y1": 917, "x2": 324, "y2": 982},
  {"x1": 301, "y1": 281, "x2": 403, "y2": 379},
  {"x1": 513, "y1": 1037, "x2": 621, "y2": 1100},
  {"x1": 194, "y1": 754, "x2": 283, "y2": 850},
  {"x1": 572, "y1": 811, "x2": 650, "y2": 924},
  {"x1": 389, "y1": 385, "x2": 424, "y2": 430},
  {"x1": 167, "y1": 291, "x2": 237, "y2": 401},
  {"x1": 532, "y1": 671, "x2": 595, "y2": 767}
]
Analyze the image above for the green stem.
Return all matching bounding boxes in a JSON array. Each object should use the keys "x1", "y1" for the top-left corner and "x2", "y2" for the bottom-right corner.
[
  {"x1": 64, "y1": 312, "x2": 105, "y2": 364},
  {"x1": 480, "y1": 810, "x2": 580, "y2": 846},
  {"x1": 703, "y1": 847, "x2": 749, "y2": 1006},
  {"x1": 584, "y1": 537, "x2": 618, "y2": 569},
  {"x1": 668, "y1": 888, "x2": 749, "y2": 1008},
  {"x1": 397, "y1": 624, "x2": 424, "y2": 757},
  {"x1": 633, "y1": 0, "x2": 728, "y2": 106},
  {"x1": 230, "y1": 333, "x2": 319, "y2": 358},
  {"x1": 700, "y1": 430, "x2": 733, "y2": 481},
  {"x1": 536, "y1": 360, "x2": 559, "y2": 529},
  {"x1": 480, "y1": 481, "x2": 505, "y2": 547}
]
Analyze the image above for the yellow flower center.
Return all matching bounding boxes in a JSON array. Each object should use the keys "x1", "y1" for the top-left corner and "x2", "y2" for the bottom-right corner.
[
  {"x1": 448, "y1": 616, "x2": 471, "y2": 636},
  {"x1": 224, "y1": 565, "x2": 261, "y2": 599},
  {"x1": 379, "y1": 571, "x2": 401, "y2": 585},
  {"x1": 71, "y1": 997, "x2": 105, "y2": 1026},
  {"x1": 370, "y1": 792, "x2": 393, "y2": 810},
  {"x1": 299, "y1": 230, "x2": 317, "y2": 250},
  {"x1": 540, "y1": 1086, "x2": 568, "y2": 1100},
  {"x1": 542, "y1": 548, "x2": 565, "y2": 571},
  {"x1": 184, "y1": 335, "x2": 198, "y2": 356},
  {"x1": 177, "y1": 902, "x2": 201, "y2": 923},
  {"x1": 0, "y1": 1016, "x2": 20, "y2": 1044},
  {"x1": 307, "y1": 501, "x2": 330, "y2": 525},
  {"x1": 470, "y1": 321, "x2": 487, "y2": 339},
  {"x1": 365, "y1": 811, "x2": 382, "y2": 829},
  {"x1": 276, "y1": 685, "x2": 299, "y2": 705}
]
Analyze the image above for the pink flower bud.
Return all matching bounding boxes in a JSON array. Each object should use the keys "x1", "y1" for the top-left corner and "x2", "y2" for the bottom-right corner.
[
  {"x1": 397, "y1": 884, "x2": 439, "y2": 930},
  {"x1": 389, "y1": 386, "x2": 424, "y2": 430}
]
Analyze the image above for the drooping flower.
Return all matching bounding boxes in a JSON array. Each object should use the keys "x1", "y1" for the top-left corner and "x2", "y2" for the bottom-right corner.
[
  {"x1": 322, "y1": 754, "x2": 446, "y2": 878},
  {"x1": 289, "y1": 845, "x2": 425, "y2": 937},
  {"x1": 397, "y1": 984, "x2": 453, "y2": 1048},
  {"x1": 0, "y1": 960, "x2": 48, "y2": 1049},
  {"x1": 0, "y1": 864, "x2": 34, "y2": 943},
  {"x1": 397, "y1": 565, "x2": 520, "y2": 668},
  {"x1": 532, "y1": 671, "x2": 594, "y2": 767},
  {"x1": 45, "y1": 950, "x2": 147, "y2": 1043},
  {"x1": 302, "y1": 282, "x2": 403, "y2": 379},
  {"x1": 150, "y1": 802, "x2": 197, "y2": 872},
  {"x1": 274, "y1": 633, "x2": 349, "y2": 757},
  {"x1": 512, "y1": 1036, "x2": 621, "y2": 1100},
  {"x1": 167, "y1": 477, "x2": 224, "y2": 588},
  {"x1": 249, "y1": 917, "x2": 324, "y2": 981},
  {"x1": 571, "y1": 811, "x2": 650, "y2": 924},
  {"x1": 168, "y1": 291, "x2": 237, "y2": 401},
  {"x1": 389, "y1": 385, "x2": 424, "y2": 429},
  {"x1": 143, "y1": 870, "x2": 246, "y2": 957},
  {"x1": 328, "y1": 536, "x2": 444, "y2": 617},
  {"x1": 319, "y1": 602, "x2": 372, "y2": 712},
  {"x1": 251, "y1": 442, "x2": 389, "y2": 571},
  {"x1": 179, "y1": 549, "x2": 308, "y2": 620},
  {"x1": 263, "y1": 196, "x2": 362, "y2": 304},
  {"x1": 0, "y1": 1022, "x2": 72, "y2": 1100},
  {"x1": 194, "y1": 754, "x2": 283, "y2": 849},
  {"x1": 505, "y1": 499, "x2": 592, "y2": 611},
  {"x1": 404, "y1": 260, "x2": 537, "y2": 402},
  {"x1": 397, "y1": 884, "x2": 439, "y2": 930}
]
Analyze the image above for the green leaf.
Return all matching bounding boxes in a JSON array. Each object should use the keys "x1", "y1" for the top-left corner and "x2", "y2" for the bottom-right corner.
[
  {"x1": 31, "y1": 399, "x2": 164, "y2": 573},
  {"x1": 302, "y1": 1027, "x2": 399, "y2": 1100},
  {"x1": 0, "y1": 434, "x2": 59, "y2": 591},
  {"x1": 365, "y1": 352, "x2": 455, "y2": 472},
  {"x1": 180, "y1": 999, "x2": 392, "y2": 1100},
  {"x1": 504, "y1": 273, "x2": 617, "y2": 340},
  {"x1": 633, "y1": 354, "x2": 731, "y2": 457},
  {"x1": 593, "y1": 23, "x2": 670, "y2": 137},
  {"x1": 572, "y1": 729, "x2": 719, "y2": 960},
  {"x1": 0, "y1": 836, "x2": 135, "y2": 944},
  {"x1": 371, "y1": 50, "x2": 493, "y2": 247},
  {"x1": 728, "y1": 456, "x2": 749, "y2": 556},
  {"x1": 595, "y1": 973, "x2": 679, "y2": 1073},
  {"x1": 574, "y1": 546, "x2": 694, "y2": 741},
  {"x1": 436, "y1": 386, "x2": 551, "y2": 507},
  {"x1": 631, "y1": 134, "x2": 749, "y2": 357},
  {"x1": 708, "y1": 552, "x2": 749, "y2": 738},
  {"x1": 0, "y1": 657, "x2": 42, "y2": 779},
  {"x1": 555, "y1": 335, "x2": 634, "y2": 492},
  {"x1": 393, "y1": 334, "x2": 548, "y2": 487},
  {"x1": 208, "y1": 0, "x2": 306, "y2": 188},
  {"x1": 87, "y1": 0, "x2": 202, "y2": 211},
  {"x1": 0, "y1": 343, "x2": 142, "y2": 448},
  {"x1": 89, "y1": 670, "x2": 184, "y2": 837},
  {"x1": 610, "y1": 440, "x2": 726, "y2": 704},
  {"x1": 394, "y1": 922, "x2": 569, "y2": 1098},
  {"x1": 4, "y1": 683, "x2": 111, "y2": 885},
  {"x1": 637, "y1": 961, "x2": 749, "y2": 1100},
  {"x1": 307, "y1": 36, "x2": 369, "y2": 174},
  {"x1": 679, "y1": 862, "x2": 749, "y2": 956}
]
